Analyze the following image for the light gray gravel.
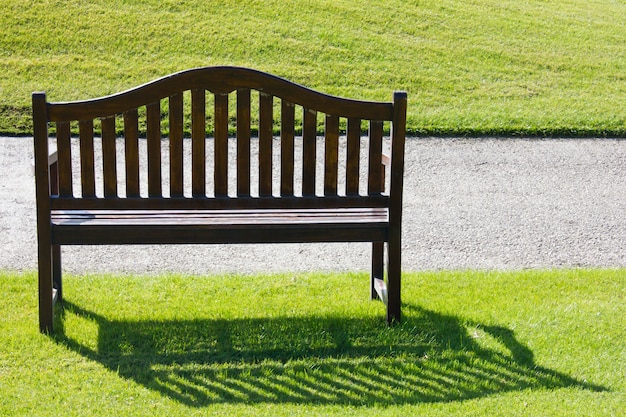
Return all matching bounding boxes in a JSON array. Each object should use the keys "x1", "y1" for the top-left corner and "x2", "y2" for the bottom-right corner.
[{"x1": 1, "y1": 136, "x2": 624, "y2": 275}]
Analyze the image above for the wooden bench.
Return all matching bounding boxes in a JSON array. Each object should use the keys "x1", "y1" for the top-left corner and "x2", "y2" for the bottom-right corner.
[{"x1": 33, "y1": 66, "x2": 407, "y2": 333}]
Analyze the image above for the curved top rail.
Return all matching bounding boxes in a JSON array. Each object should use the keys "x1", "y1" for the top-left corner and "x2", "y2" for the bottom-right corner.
[{"x1": 45, "y1": 66, "x2": 394, "y2": 122}]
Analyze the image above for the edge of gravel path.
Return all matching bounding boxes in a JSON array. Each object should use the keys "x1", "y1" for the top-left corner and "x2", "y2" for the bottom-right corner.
[{"x1": 1, "y1": 136, "x2": 624, "y2": 275}]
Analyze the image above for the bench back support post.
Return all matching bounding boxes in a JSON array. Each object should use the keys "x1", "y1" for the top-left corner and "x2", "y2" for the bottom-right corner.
[
  {"x1": 32, "y1": 92, "x2": 55, "y2": 333},
  {"x1": 386, "y1": 91, "x2": 407, "y2": 324}
]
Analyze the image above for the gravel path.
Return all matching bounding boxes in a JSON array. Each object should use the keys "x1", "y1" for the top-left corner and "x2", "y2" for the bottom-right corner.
[{"x1": 1, "y1": 137, "x2": 624, "y2": 275}]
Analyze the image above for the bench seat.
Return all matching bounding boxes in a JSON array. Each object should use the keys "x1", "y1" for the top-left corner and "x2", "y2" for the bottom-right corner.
[{"x1": 51, "y1": 208, "x2": 389, "y2": 244}]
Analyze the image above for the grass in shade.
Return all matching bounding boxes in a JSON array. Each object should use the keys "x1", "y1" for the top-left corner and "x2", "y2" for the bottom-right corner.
[
  {"x1": 1, "y1": 268, "x2": 624, "y2": 416},
  {"x1": 1, "y1": 0, "x2": 625, "y2": 136}
]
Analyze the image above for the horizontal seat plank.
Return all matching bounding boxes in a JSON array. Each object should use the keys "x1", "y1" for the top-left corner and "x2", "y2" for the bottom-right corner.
[
  {"x1": 50, "y1": 195, "x2": 390, "y2": 211},
  {"x1": 51, "y1": 208, "x2": 389, "y2": 245},
  {"x1": 52, "y1": 208, "x2": 387, "y2": 225}
]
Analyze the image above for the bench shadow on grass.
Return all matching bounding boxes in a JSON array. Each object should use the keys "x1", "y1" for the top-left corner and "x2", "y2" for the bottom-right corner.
[{"x1": 53, "y1": 301, "x2": 605, "y2": 407}]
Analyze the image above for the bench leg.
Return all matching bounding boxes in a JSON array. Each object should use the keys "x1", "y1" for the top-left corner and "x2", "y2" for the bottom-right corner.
[
  {"x1": 52, "y1": 244, "x2": 62, "y2": 302},
  {"x1": 386, "y1": 236, "x2": 401, "y2": 325},
  {"x1": 38, "y1": 245, "x2": 54, "y2": 334},
  {"x1": 370, "y1": 242, "x2": 384, "y2": 300}
]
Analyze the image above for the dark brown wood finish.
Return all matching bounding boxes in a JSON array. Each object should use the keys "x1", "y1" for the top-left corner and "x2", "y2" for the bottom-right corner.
[
  {"x1": 47, "y1": 67, "x2": 392, "y2": 122},
  {"x1": 33, "y1": 92, "x2": 54, "y2": 333},
  {"x1": 367, "y1": 120, "x2": 386, "y2": 301},
  {"x1": 367, "y1": 120, "x2": 384, "y2": 195},
  {"x1": 346, "y1": 118, "x2": 361, "y2": 195},
  {"x1": 101, "y1": 116, "x2": 117, "y2": 198},
  {"x1": 302, "y1": 108, "x2": 317, "y2": 197},
  {"x1": 55, "y1": 121, "x2": 73, "y2": 197},
  {"x1": 78, "y1": 120, "x2": 96, "y2": 197},
  {"x1": 324, "y1": 114, "x2": 339, "y2": 196},
  {"x1": 386, "y1": 91, "x2": 407, "y2": 324},
  {"x1": 191, "y1": 89, "x2": 206, "y2": 197},
  {"x1": 236, "y1": 89, "x2": 251, "y2": 197},
  {"x1": 146, "y1": 101, "x2": 161, "y2": 198},
  {"x1": 258, "y1": 92, "x2": 273, "y2": 197},
  {"x1": 33, "y1": 67, "x2": 407, "y2": 333},
  {"x1": 214, "y1": 93, "x2": 229, "y2": 197},
  {"x1": 169, "y1": 93, "x2": 184, "y2": 197},
  {"x1": 280, "y1": 100, "x2": 295, "y2": 197},
  {"x1": 123, "y1": 109, "x2": 140, "y2": 198},
  {"x1": 49, "y1": 195, "x2": 390, "y2": 211}
]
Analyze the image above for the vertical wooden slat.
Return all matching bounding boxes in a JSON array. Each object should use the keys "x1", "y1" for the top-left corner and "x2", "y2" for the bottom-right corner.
[
  {"x1": 191, "y1": 89, "x2": 206, "y2": 197},
  {"x1": 79, "y1": 119, "x2": 96, "y2": 197},
  {"x1": 302, "y1": 108, "x2": 317, "y2": 197},
  {"x1": 124, "y1": 109, "x2": 140, "y2": 197},
  {"x1": 346, "y1": 117, "x2": 361, "y2": 195},
  {"x1": 259, "y1": 92, "x2": 273, "y2": 197},
  {"x1": 237, "y1": 89, "x2": 251, "y2": 197},
  {"x1": 146, "y1": 102, "x2": 161, "y2": 197},
  {"x1": 56, "y1": 121, "x2": 73, "y2": 197},
  {"x1": 169, "y1": 93, "x2": 184, "y2": 197},
  {"x1": 324, "y1": 114, "x2": 339, "y2": 196},
  {"x1": 214, "y1": 93, "x2": 229, "y2": 197},
  {"x1": 101, "y1": 116, "x2": 117, "y2": 197},
  {"x1": 367, "y1": 120, "x2": 384, "y2": 195},
  {"x1": 280, "y1": 100, "x2": 295, "y2": 196}
]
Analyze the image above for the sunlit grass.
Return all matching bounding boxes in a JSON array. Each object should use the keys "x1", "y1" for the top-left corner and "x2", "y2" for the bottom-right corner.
[
  {"x1": 1, "y1": 269, "x2": 624, "y2": 416},
  {"x1": 1, "y1": 0, "x2": 625, "y2": 136}
]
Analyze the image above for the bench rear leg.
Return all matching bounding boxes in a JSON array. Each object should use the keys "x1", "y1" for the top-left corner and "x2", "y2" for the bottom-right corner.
[{"x1": 370, "y1": 242, "x2": 384, "y2": 300}]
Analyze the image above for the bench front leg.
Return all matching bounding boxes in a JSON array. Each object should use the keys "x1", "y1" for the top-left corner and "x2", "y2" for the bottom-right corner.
[
  {"x1": 386, "y1": 236, "x2": 401, "y2": 325},
  {"x1": 38, "y1": 245, "x2": 55, "y2": 333},
  {"x1": 52, "y1": 245, "x2": 62, "y2": 302}
]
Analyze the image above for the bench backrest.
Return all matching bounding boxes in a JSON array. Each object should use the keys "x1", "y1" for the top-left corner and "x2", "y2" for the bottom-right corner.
[{"x1": 33, "y1": 67, "x2": 406, "y2": 212}]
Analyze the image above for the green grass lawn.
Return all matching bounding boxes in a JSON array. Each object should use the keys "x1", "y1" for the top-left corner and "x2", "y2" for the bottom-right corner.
[
  {"x1": 1, "y1": 0, "x2": 625, "y2": 136},
  {"x1": 1, "y1": 269, "x2": 624, "y2": 416}
]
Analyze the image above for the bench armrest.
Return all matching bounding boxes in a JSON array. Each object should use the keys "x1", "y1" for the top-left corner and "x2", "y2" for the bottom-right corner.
[
  {"x1": 32, "y1": 146, "x2": 58, "y2": 174},
  {"x1": 48, "y1": 148, "x2": 59, "y2": 195},
  {"x1": 48, "y1": 148, "x2": 58, "y2": 166},
  {"x1": 381, "y1": 152, "x2": 391, "y2": 167}
]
